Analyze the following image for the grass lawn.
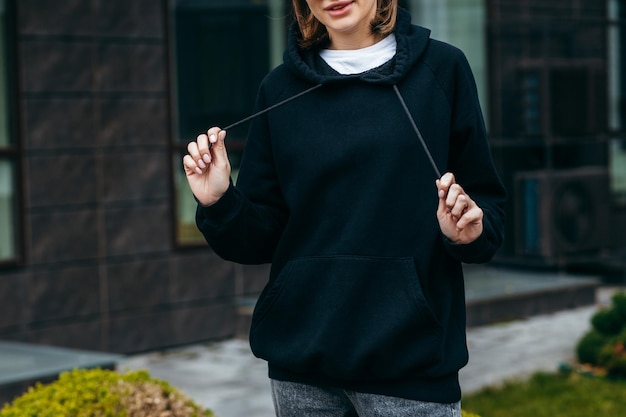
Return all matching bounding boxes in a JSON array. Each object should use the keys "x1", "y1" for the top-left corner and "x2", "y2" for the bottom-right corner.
[{"x1": 461, "y1": 372, "x2": 626, "y2": 417}]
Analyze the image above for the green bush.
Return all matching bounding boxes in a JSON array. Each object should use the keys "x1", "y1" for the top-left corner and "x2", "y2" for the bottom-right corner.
[
  {"x1": 591, "y1": 292, "x2": 626, "y2": 336},
  {"x1": 576, "y1": 329, "x2": 609, "y2": 365},
  {"x1": 576, "y1": 291, "x2": 626, "y2": 377},
  {"x1": 591, "y1": 308, "x2": 624, "y2": 336},
  {"x1": 611, "y1": 292, "x2": 626, "y2": 320},
  {"x1": 0, "y1": 368, "x2": 213, "y2": 417},
  {"x1": 597, "y1": 328, "x2": 626, "y2": 378}
]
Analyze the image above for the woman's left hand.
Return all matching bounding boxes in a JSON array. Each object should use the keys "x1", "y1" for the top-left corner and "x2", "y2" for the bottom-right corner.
[{"x1": 436, "y1": 172, "x2": 483, "y2": 244}]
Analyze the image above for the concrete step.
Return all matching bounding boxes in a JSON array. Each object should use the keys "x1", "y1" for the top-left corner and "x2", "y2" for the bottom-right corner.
[
  {"x1": 463, "y1": 265, "x2": 599, "y2": 326},
  {"x1": 0, "y1": 341, "x2": 123, "y2": 406}
]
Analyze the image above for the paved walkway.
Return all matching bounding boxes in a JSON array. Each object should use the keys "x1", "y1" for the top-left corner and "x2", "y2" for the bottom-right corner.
[{"x1": 118, "y1": 287, "x2": 620, "y2": 417}]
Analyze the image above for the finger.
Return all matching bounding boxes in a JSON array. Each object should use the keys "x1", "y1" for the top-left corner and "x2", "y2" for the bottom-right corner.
[
  {"x1": 187, "y1": 140, "x2": 201, "y2": 162},
  {"x1": 439, "y1": 172, "x2": 456, "y2": 189},
  {"x1": 182, "y1": 154, "x2": 202, "y2": 176},
  {"x1": 449, "y1": 193, "x2": 470, "y2": 219},
  {"x1": 207, "y1": 126, "x2": 222, "y2": 136},
  {"x1": 445, "y1": 184, "x2": 466, "y2": 209},
  {"x1": 207, "y1": 127, "x2": 223, "y2": 146},
  {"x1": 197, "y1": 133, "x2": 210, "y2": 154},
  {"x1": 437, "y1": 188, "x2": 448, "y2": 217},
  {"x1": 436, "y1": 179, "x2": 444, "y2": 199},
  {"x1": 194, "y1": 134, "x2": 210, "y2": 168},
  {"x1": 210, "y1": 129, "x2": 229, "y2": 167},
  {"x1": 456, "y1": 205, "x2": 483, "y2": 230},
  {"x1": 436, "y1": 172, "x2": 455, "y2": 198}
]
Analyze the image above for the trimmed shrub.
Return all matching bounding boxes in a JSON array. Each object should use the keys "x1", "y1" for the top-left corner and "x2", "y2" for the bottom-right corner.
[
  {"x1": 591, "y1": 308, "x2": 624, "y2": 336},
  {"x1": 576, "y1": 329, "x2": 609, "y2": 365},
  {"x1": 576, "y1": 291, "x2": 626, "y2": 378},
  {"x1": 611, "y1": 292, "x2": 626, "y2": 321},
  {"x1": 598, "y1": 328, "x2": 626, "y2": 378},
  {"x1": 591, "y1": 292, "x2": 626, "y2": 336},
  {"x1": 0, "y1": 368, "x2": 213, "y2": 417}
]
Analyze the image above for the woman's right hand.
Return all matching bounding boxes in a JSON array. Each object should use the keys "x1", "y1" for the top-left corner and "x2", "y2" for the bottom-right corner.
[{"x1": 182, "y1": 127, "x2": 231, "y2": 206}]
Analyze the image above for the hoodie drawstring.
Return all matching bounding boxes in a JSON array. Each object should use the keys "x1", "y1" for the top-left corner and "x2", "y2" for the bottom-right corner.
[
  {"x1": 393, "y1": 85, "x2": 442, "y2": 178},
  {"x1": 223, "y1": 84, "x2": 323, "y2": 131},
  {"x1": 220, "y1": 83, "x2": 441, "y2": 179}
]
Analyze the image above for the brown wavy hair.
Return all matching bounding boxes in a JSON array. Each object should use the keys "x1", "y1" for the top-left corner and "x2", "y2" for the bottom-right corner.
[{"x1": 291, "y1": 0, "x2": 399, "y2": 49}]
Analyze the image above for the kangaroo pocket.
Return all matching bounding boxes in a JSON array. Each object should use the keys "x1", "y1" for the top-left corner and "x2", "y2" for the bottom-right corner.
[{"x1": 250, "y1": 256, "x2": 443, "y2": 381}]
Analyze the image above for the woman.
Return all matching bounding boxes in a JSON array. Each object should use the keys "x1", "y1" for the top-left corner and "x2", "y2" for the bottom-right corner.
[{"x1": 183, "y1": 1, "x2": 506, "y2": 415}]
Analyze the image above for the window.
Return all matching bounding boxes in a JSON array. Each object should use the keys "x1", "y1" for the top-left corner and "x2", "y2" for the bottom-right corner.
[
  {"x1": 0, "y1": 0, "x2": 19, "y2": 264},
  {"x1": 170, "y1": 0, "x2": 284, "y2": 245},
  {"x1": 610, "y1": 139, "x2": 626, "y2": 203},
  {"x1": 608, "y1": 0, "x2": 626, "y2": 204},
  {"x1": 412, "y1": 0, "x2": 488, "y2": 121}
]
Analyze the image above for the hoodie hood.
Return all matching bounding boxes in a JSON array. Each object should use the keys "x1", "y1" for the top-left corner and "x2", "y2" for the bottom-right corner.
[{"x1": 283, "y1": 8, "x2": 431, "y2": 85}]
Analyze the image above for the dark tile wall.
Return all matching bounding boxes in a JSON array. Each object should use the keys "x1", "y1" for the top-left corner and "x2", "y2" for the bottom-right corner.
[
  {"x1": 99, "y1": 98, "x2": 168, "y2": 147},
  {"x1": 0, "y1": 0, "x2": 269, "y2": 355},
  {"x1": 0, "y1": 272, "x2": 25, "y2": 330},
  {"x1": 22, "y1": 98, "x2": 96, "y2": 149},
  {"x1": 27, "y1": 266, "x2": 101, "y2": 322},
  {"x1": 28, "y1": 210, "x2": 100, "y2": 264},
  {"x1": 28, "y1": 319, "x2": 104, "y2": 351},
  {"x1": 107, "y1": 258, "x2": 172, "y2": 312}
]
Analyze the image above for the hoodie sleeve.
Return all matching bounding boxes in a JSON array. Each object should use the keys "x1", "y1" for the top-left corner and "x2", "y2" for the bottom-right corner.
[
  {"x1": 195, "y1": 84, "x2": 289, "y2": 265},
  {"x1": 440, "y1": 47, "x2": 507, "y2": 263}
]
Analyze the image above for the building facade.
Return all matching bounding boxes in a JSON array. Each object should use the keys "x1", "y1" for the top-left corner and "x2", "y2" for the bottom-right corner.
[
  {"x1": 0, "y1": 0, "x2": 624, "y2": 354},
  {"x1": 0, "y1": 0, "x2": 269, "y2": 354},
  {"x1": 486, "y1": 0, "x2": 626, "y2": 270}
]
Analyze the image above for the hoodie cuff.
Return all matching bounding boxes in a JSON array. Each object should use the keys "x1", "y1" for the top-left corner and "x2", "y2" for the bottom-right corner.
[
  {"x1": 196, "y1": 183, "x2": 242, "y2": 228},
  {"x1": 443, "y1": 230, "x2": 494, "y2": 264}
]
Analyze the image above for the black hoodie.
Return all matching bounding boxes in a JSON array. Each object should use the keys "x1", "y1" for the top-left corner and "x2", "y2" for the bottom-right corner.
[{"x1": 196, "y1": 8, "x2": 506, "y2": 403}]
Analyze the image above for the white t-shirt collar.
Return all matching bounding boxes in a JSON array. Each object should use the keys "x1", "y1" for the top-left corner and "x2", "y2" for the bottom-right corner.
[{"x1": 319, "y1": 34, "x2": 397, "y2": 75}]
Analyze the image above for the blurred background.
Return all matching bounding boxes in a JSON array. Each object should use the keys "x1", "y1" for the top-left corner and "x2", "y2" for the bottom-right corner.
[{"x1": 0, "y1": 0, "x2": 625, "y2": 380}]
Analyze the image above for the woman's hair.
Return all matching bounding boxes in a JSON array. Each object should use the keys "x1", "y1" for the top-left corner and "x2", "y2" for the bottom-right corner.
[{"x1": 291, "y1": 0, "x2": 398, "y2": 49}]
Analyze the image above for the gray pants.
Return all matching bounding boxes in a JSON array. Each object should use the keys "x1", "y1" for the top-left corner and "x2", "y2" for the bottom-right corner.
[{"x1": 271, "y1": 379, "x2": 462, "y2": 417}]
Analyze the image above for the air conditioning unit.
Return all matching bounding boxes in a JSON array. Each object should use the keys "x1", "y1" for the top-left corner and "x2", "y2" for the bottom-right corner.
[{"x1": 514, "y1": 167, "x2": 610, "y2": 260}]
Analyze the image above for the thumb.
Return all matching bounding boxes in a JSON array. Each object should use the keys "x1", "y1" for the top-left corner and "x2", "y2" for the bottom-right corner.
[
  {"x1": 437, "y1": 187, "x2": 447, "y2": 218},
  {"x1": 210, "y1": 130, "x2": 229, "y2": 166}
]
